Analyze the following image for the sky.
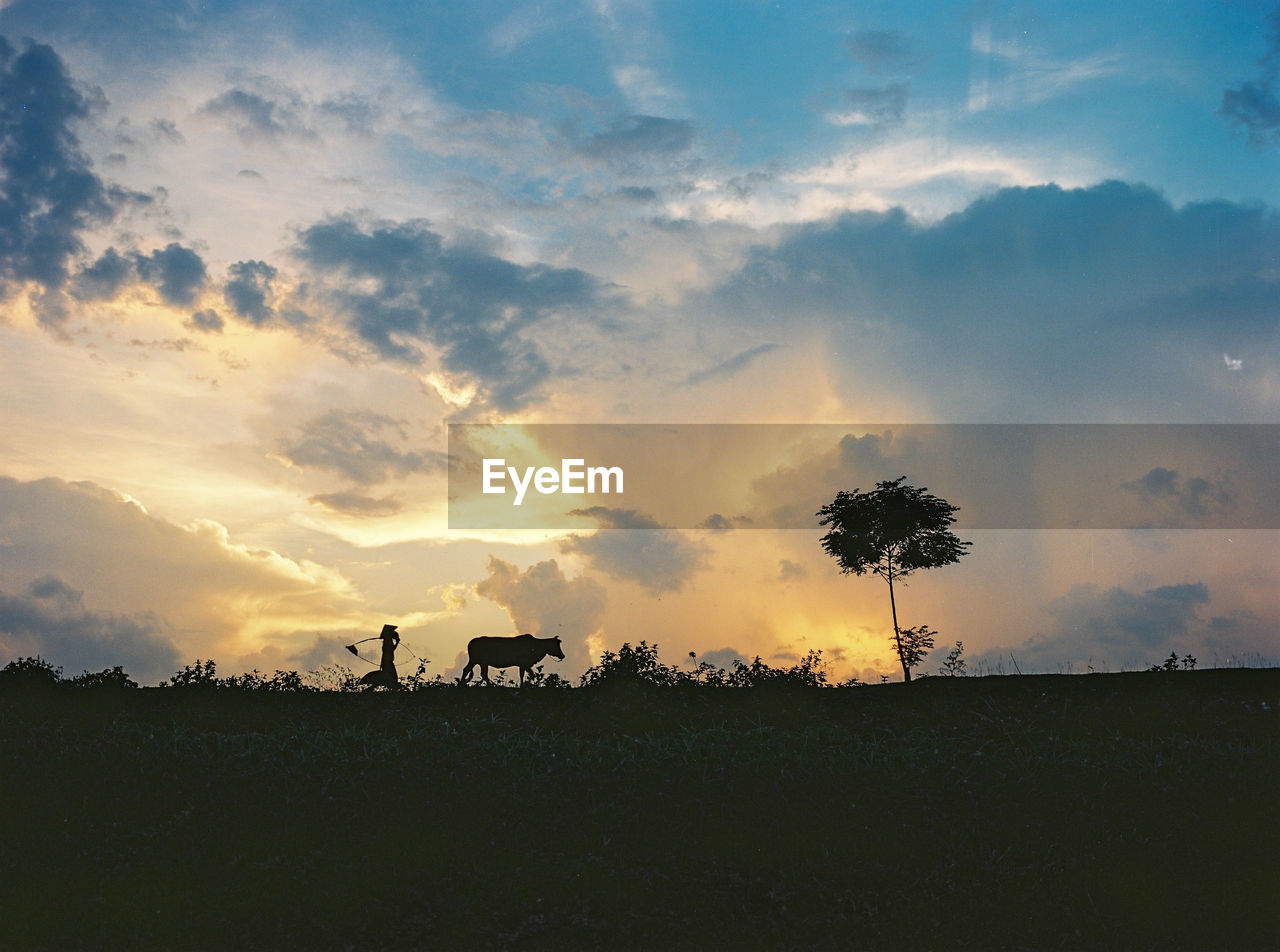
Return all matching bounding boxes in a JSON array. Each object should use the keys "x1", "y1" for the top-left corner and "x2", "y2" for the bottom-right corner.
[{"x1": 0, "y1": 0, "x2": 1276, "y2": 684}]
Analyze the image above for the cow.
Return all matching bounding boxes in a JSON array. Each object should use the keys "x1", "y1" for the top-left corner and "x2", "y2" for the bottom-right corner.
[{"x1": 462, "y1": 633, "x2": 565, "y2": 686}]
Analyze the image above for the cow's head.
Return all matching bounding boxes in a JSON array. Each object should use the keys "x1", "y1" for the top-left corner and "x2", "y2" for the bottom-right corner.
[{"x1": 548, "y1": 636, "x2": 565, "y2": 661}]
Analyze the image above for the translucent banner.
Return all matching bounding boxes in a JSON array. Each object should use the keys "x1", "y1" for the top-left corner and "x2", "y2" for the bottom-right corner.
[{"x1": 447, "y1": 424, "x2": 1280, "y2": 530}]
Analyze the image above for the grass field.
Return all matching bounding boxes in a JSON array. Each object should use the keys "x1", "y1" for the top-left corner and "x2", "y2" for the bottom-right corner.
[{"x1": 1, "y1": 668, "x2": 1277, "y2": 950}]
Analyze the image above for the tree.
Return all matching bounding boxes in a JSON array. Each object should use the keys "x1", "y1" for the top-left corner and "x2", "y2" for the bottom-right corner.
[{"x1": 817, "y1": 477, "x2": 971, "y2": 682}]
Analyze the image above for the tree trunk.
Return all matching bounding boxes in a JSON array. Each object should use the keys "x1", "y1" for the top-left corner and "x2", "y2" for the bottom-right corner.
[{"x1": 886, "y1": 552, "x2": 910, "y2": 683}]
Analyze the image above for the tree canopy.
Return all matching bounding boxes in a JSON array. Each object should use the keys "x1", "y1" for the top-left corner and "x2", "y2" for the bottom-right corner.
[
  {"x1": 818, "y1": 476, "x2": 970, "y2": 582},
  {"x1": 817, "y1": 476, "x2": 971, "y2": 681}
]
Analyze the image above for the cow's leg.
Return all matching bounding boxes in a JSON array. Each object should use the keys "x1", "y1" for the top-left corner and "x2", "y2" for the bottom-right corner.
[
  {"x1": 518, "y1": 666, "x2": 528, "y2": 687},
  {"x1": 479, "y1": 664, "x2": 491, "y2": 684},
  {"x1": 461, "y1": 661, "x2": 475, "y2": 683}
]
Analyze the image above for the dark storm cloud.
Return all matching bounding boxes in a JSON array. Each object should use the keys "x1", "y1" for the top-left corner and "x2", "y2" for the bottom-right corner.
[
  {"x1": 279, "y1": 409, "x2": 446, "y2": 485},
  {"x1": 0, "y1": 576, "x2": 179, "y2": 682},
  {"x1": 294, "y1": 216, "x2": 602, "y2": 411},
  {"x1": 561, "y1": 506, "x2": 705, "y2": 593},
  {"x1": 0, "y1": 37, "x2": 125, "y2": 306},
  {"x1": 715, "y1": 181, "x2": 1280, "y2": 418},
  {"x1": 223, "y1": 259, "x2": 277, "y2": 324},
  {"x1": 1220, "y1": 7, "x2": 1280, "y2": 147}
]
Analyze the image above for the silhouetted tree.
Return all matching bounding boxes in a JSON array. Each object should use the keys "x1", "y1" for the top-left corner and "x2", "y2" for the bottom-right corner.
[
  {"x1": 71, "y1": 666, "x2": 138, "y2": 689},
  {"x1": 580, "y1": 641, "x2": 682, "y2": 687},
  {"x1": 818, "y1": 477, "x2": 971, "y2": 682},
  {"x1": 0, "y1": 656, "x2": 62, "y2": 690}
]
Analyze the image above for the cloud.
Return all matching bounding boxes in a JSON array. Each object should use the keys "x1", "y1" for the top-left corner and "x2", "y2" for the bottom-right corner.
[
  {"x1": 566, "y1": 506, "x2": 662, "y2": 530},
  {"x1": 223, "y1": 259, "x2": 278, "y2": 324},
  {"x1": 738, "y1": 424, "x2": 1279, "y2": 532},
  {"x1": 615, "y1": 185, "x2": 658, "y2": 203},
  {"x1": 980, "y1": 582, "x2": 1212, "y2": 672},
  {"x1": 0, "y1": 576, "x2": 180, "y2": 682},
  {"x1": 293, "y1": 216, "x2": 603, "y2": 410},
  {"x1": 831, "y1": 84, "x2": 909, "y2": 128},
  {"x1": 308, "y1": 491, "x2": 402, "y2": 517},
  {"x1": 0, "y1": 37, "x2": 124, "y2": 308},
  {"x1": 560, "y1": 506, "x2": 705, "y2": 593},
  {"x1": 150, "y1": 117, "x2": 184, "y2": 144},
  {"x1": 316, "y1": 92, "x2": 382, "y2": 135},
  {"x1": 70, "y1": 247, "x2": 133, "y2": 300},
  {"x1": 682, "y1": 342, "x2": 779, "y2": 386},
  {"x1": 473, "y1": 557, "x2": 606, "y2": 677},
  {"x1": 277, "y1": 409, "x2": 445, "y2": 485},
  {"x1": 846, "y1": 30, "x2": 919, "y2": 72},
  {"x1": 571, "y1": 113, "x2": 695, "y2": 162},
  {"x1": 968, "y1": 23, "x2": 1121, "y2": 112},
  {"x1": 187, "y1": 308, "x2": 224, "y2": 333},
  {"x1": 489, "y1": 5, "x2": 555, "y2": 55},
  {"x1": 200, "y1": 86, "x2": 317, "y2": 147},
  {"x1": 611, "y1": 64, "x2": 685, "y2": 115},
  {"x1": 133, "y1": 242, "x2": 207, "y2": 306},
  {"x1": 696, "y1": 513, "x2": 735, "y2": 533},
  {"x1": 1124, "y1": 468, "x2": 1232, "y2": 519},
  {"x1": 713, "y1": 181, "x2": 1280, "y2": 419},
  {"x1": 1220, "y1": 7, "x2": 1280, "y2": 147},
  {"x1": 0, "y1": 476, "x2": 361, "y2": 679},
  {"x1": 71, "y1": 242, "x2": 208, "y2": 307},
  {"x1": 693, "y1": 646, "x2": 748, "y2": 669},
  {"x1": 778, "y1": 559, "x2": 807, "y2": 582}
]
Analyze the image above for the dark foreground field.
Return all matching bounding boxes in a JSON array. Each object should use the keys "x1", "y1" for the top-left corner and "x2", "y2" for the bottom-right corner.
[{"x1": 2, "y1": 670, "x2": 1277, "y2": 951}]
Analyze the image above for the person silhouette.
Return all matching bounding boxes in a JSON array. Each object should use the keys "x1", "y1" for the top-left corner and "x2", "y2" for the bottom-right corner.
[{"x1": 358, "y1": 623, "x2": 400, "y2": 688}]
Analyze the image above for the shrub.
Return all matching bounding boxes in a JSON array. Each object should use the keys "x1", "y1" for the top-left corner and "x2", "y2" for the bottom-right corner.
[
  {"x1": 0, "y1": 655, "x2": 63, "y2": 689},
  {"x1": 938, "y1": 641, "x2": 968, "y2": 677},
  {"x1": 580, "y1": 641, "x2": 683, "y2": 687},
  {"x1": 163, "y1": 659, "x2": 221, "y2": 688},
  {"x1": 70, "y1": 666, "x2": 138, "y2": 689},
  {"x1": 897, "y1": 624, "x2": 937, "y2": 676},
  {"x1": 1149, "y1": 651, "x2": 1197, "y2": 672},
  {"x1": 726, "y1": 650, "x2": 830, "y2": 688},
  {"x1": 223, "y1": 669, "x2": 315, "y2": 691},
  {"x1": 305, "y1": 664, "x2": 362, "y2": 692}
]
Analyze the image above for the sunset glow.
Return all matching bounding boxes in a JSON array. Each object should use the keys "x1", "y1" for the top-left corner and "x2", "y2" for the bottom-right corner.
[{"x1": 1, "y1": 2, "x2": 1277, "y2": 684}]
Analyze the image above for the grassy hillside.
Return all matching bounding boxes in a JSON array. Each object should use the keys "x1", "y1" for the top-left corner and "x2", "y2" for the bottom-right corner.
[{"x1": 1, "y1": 669, "x2": 1277, "y2": 950}]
